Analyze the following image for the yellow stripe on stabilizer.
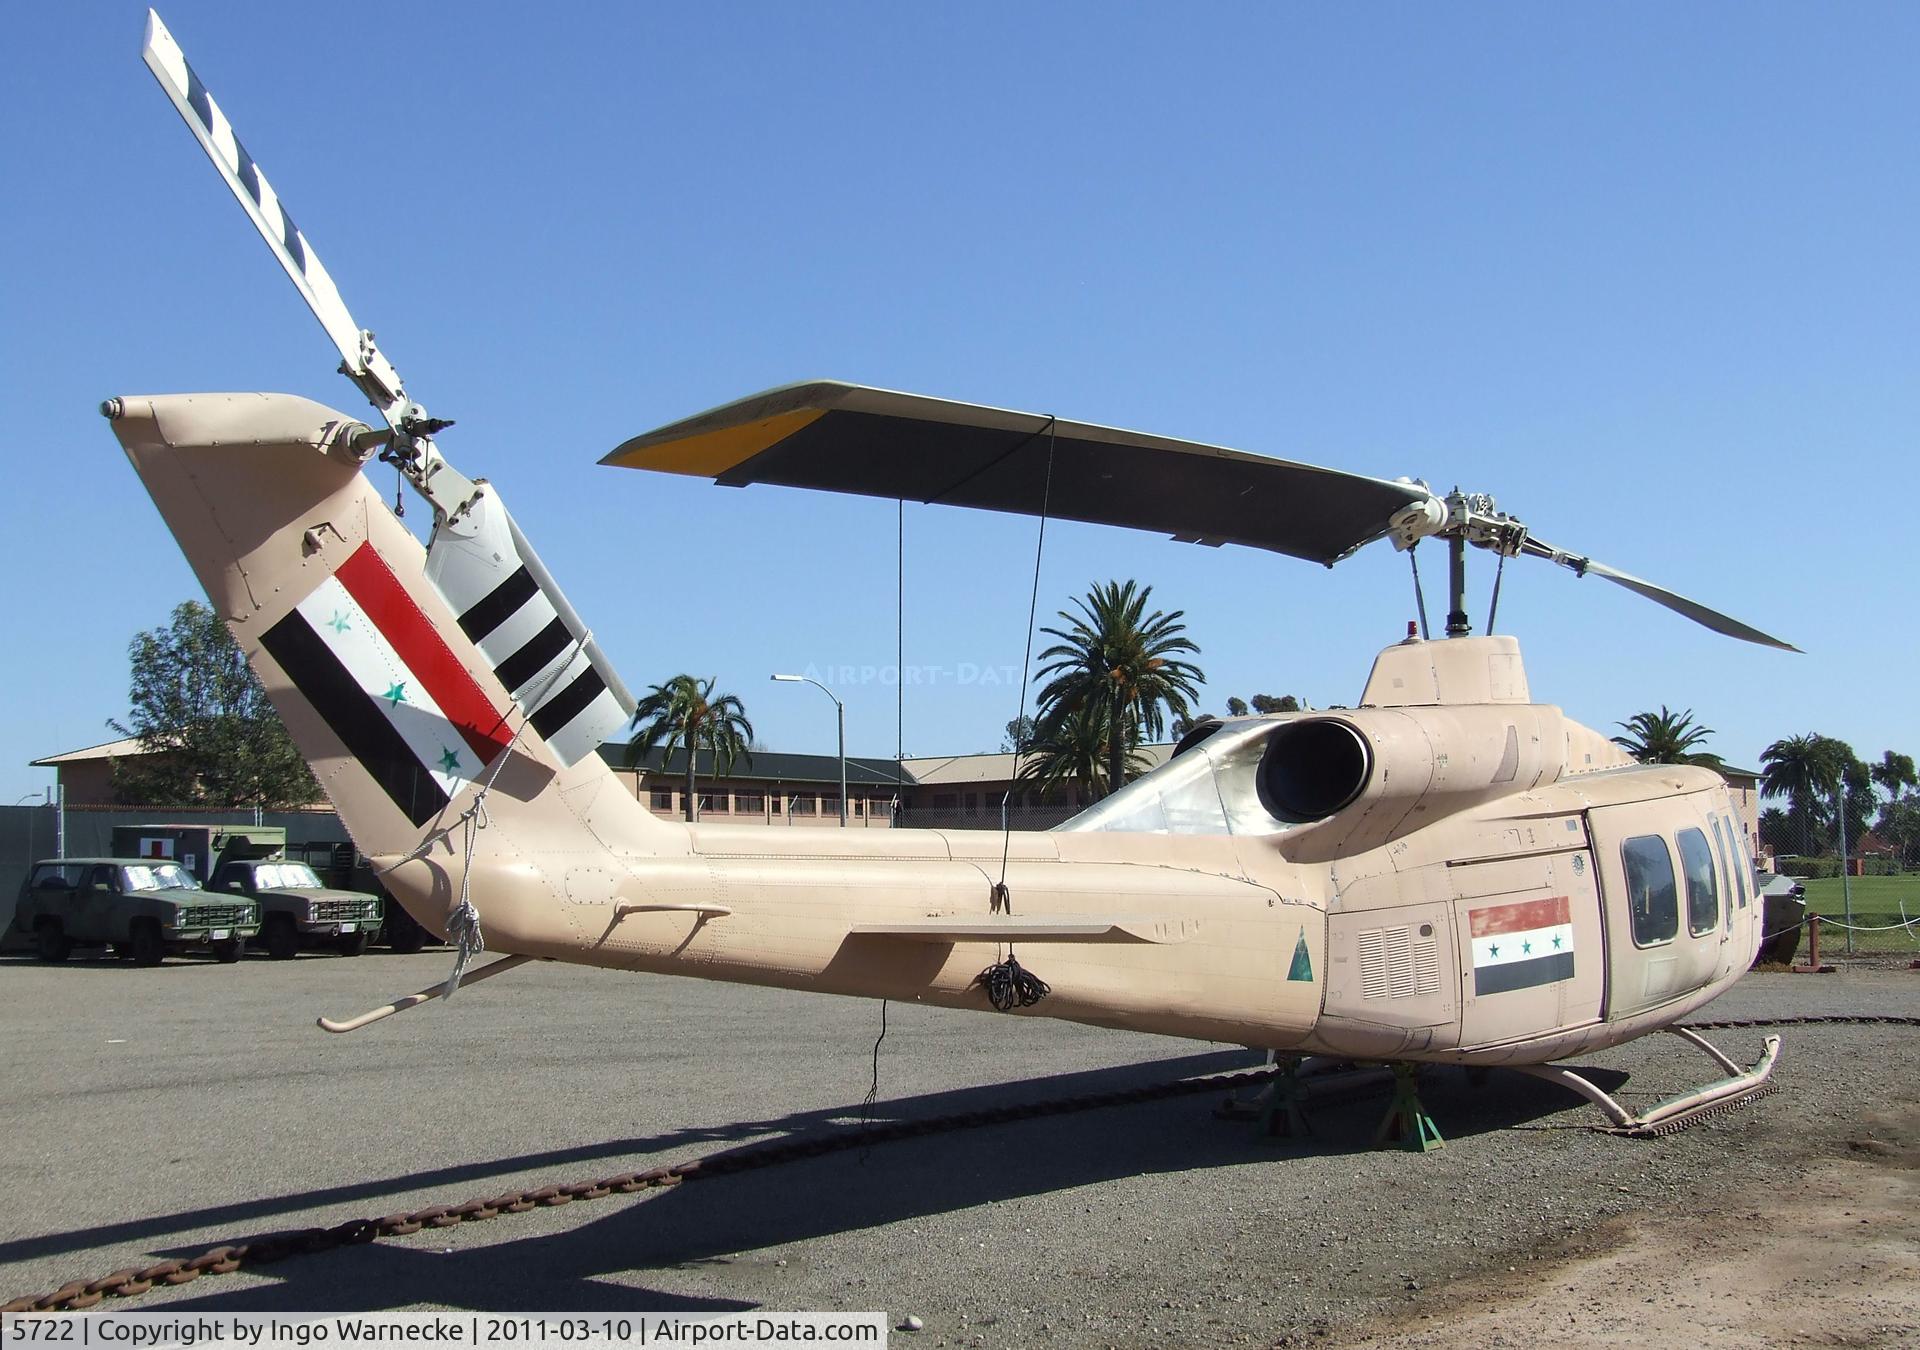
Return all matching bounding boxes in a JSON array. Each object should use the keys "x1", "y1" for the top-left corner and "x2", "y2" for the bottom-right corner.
[{"x1": 602, "y1": 407, "x2": 826, "y2": 478}]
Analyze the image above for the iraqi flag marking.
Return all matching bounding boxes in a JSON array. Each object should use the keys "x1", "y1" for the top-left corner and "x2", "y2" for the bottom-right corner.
[
  {"x1": 1469, "y1": 895, "x2": 1576, "y2": 996},
  {"x1": 334, "y1": 545, "x2": 514, "y2": 766},
  {"x1": 261, "y1": 544, "x2": 512, "y2": 827}
]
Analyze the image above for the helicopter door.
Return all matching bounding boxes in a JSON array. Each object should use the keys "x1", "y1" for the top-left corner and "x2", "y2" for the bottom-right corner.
[
  {"x1": 1451, "y1": 843, "x2": 1604, "y2": 1054},
  {"x1": 1589, "y1": 802, "x2": 1723, "y2": 1019}
]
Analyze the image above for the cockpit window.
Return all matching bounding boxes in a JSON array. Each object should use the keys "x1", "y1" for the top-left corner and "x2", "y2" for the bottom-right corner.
[{"x1": 1713, "y1": 814, "x2": 1748, "y2": 909}]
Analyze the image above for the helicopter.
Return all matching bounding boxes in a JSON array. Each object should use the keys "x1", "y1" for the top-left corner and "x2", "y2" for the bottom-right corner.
[{"x1": 112, "y1": 9, "x2": 1793, "y2": 1140}]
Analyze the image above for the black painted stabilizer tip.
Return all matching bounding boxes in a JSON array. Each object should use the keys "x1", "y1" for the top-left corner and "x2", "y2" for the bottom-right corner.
[{"x1": 100, "y1": 397, "x2": 124, "y2": 420}]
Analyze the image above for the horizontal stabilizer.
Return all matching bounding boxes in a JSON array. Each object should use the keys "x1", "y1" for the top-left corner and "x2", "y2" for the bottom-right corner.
[
  {"x1": 605, "y1": 382, "x2": 1427, "y2": 566},
  {"x1": 849, "y1": 916, "x2": 1200, "y2": 945}
]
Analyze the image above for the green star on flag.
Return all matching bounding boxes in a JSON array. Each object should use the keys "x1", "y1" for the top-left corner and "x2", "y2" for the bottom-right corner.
[
  {"x1": 1552, "y1": 935, "x2": 1564, "y2": 949},
  {"x1": 437, "y1": 747, "x2": 462, "y2": 774},
  {"x1": 1489, "y1": 943, "x2": 1500, "y2": 958},
  {"x1": 1521, "y1": 940, "x2": 1532, "y2": 955},
  {"x1": 327, "y1": 610, "x2": 350, "y2": 633},
  {"x1": 382, "y1": 681, "x2": 408, "y2": 707}
]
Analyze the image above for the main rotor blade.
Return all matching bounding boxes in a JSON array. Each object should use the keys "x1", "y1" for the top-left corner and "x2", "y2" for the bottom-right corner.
[
  {"x1": 1521, "y1": 537, "x2": 1801, "y2": 652},
  {"x1": 141, "y1": 10, "x2": 404, "y2": 419},
  {"x1": 605, "y1": 381, "x2": 1432, "y2": 566}
]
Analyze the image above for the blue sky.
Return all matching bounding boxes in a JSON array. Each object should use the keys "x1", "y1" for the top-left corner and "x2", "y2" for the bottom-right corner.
[{"x1": 3, "y1": 2, "x2": 1914, "y2": 801}]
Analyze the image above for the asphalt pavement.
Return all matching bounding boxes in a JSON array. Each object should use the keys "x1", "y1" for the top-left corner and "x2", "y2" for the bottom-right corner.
[{"x1": 2, "y1": 948, "x2": 1916, "y2": 1346}]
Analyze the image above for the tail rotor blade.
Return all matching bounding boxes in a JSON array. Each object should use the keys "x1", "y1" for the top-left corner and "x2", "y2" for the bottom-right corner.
[
  {"x1": 141, "y1": 9, "x2": 404, "y2": 419},
  {"x1": 1521, "y1": 537, "x2": 1800, "y2": 652}
]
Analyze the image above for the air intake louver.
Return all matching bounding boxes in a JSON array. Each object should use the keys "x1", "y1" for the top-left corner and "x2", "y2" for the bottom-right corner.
[{"x1": 1357, "y1": 925, "x2": 1441, "y2": 1001}]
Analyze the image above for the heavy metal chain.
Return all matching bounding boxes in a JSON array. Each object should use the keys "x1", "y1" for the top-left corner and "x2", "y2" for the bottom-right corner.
[{"x1": 2, "y1": 1060, "x2": 1291, "y2": 1314}]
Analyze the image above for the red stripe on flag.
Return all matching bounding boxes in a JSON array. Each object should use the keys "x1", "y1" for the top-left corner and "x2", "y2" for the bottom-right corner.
[
  {"x1": 1469, "y1": 895, "x2": 1571, "y2": 938},
  {"x1": 335, "y1": 544, "x2": 514, "y2": 765}
]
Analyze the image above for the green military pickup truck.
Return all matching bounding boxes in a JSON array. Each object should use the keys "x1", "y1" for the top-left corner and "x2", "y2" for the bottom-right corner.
[
  {"x1": 15, "y1": 858, "x2": 261, "y2": 965},
  {"x1": 111, "y1": 825, "x2": 384, "y2": 960},
  {"x1": 208, "y1": 857, "x2": 383, "y2": 958}
]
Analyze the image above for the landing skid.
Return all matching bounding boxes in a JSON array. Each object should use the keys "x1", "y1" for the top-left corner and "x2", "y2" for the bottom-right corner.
[{"x1": 1512, "y1": 1027, "x2": 1783, "y2": 1136}]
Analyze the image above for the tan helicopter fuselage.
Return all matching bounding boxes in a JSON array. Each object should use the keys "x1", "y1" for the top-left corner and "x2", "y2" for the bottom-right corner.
[{"x1": 111, "y1": 392, "x2": 1763, "y2": 1068}]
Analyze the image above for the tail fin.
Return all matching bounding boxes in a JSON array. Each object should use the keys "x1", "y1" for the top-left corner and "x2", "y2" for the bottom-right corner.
[{"x1": 105, "y1": 391, "x2": 660, "y2": 867}]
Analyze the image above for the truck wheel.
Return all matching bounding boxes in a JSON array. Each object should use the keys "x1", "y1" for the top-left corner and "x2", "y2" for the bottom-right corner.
[
  {"x1": 129, "y1": 921, "x2": 165, "y2": 967},
  {"x1": 335, "y1": 931, "x2": 370, "y2": 958},
  {"x1": 264, "y1": 914, "x2": 300, "y2": 961},
  {"x1": 34, "y1": 920, "x2": 72, "y2": 964},
  {"x1": 211, "y1": 936, "x2": 245, "y2": 963}
]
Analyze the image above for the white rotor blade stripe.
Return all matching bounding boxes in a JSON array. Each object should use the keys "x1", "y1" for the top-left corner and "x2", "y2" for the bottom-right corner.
[
  {"x1": 425, "y1": 493, "x2": 633, "y2": 768},
  {"x1": 141, "y1": 10, "x2": 402, "y2": 409}
]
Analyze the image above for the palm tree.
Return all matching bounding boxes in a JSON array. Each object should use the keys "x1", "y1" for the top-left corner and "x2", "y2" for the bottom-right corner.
[
  {"x1": 1611, "y1": 706, "x2": 1724, "y2": 769},
  {"x1": 1760, "y1": 733, "x2": 1845, "y2": 855},
  {"x1": 629, "y1": 674, "x2": 754, "y2": 822},
  {"x1": 1019, "y1": 701, "x2": 1149, "y2": 805},
  {"x1": 1033, "y1": 580, "x2": 1204, "y2": 798}
]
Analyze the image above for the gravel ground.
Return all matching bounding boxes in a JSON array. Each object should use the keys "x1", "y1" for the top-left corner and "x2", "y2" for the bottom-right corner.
[{"x1": 1, "y1": 951, "x2": 1915, "y2": 1347}]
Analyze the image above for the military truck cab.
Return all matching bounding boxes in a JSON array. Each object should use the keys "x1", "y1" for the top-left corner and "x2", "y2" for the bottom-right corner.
[
  {"x1": 112, "y1": 825, "x2": 384, "y2": 960},
  {"x1": 15, "y1": 858, "x2": 259, "y2": 965},
  {"x1": 210, "y1": 857, "x2": 383, "y2": 958}
]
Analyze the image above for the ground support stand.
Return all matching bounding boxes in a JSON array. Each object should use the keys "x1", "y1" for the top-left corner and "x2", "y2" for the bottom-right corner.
[{"x1": 1373, "y1": 1062, "x2": 1445, "y2": 1152}]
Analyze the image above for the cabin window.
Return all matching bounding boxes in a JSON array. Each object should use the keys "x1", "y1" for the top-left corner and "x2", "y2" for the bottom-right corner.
[
  {"x1": 1621, "y1": 834, "x2": 1679, "y2": 947},
  {"x1": 791, "y1": 795, "x2": 817, "y2": 816},
  {"x1": 735, "y1": 792, "x2": 765, "y2": 813},
  {"x1": 1678, "y1": 828, "x2": 1720, "y2": 936},
  {"x1": 698, "y1": 791, "x2": 727, "y2": 813},
  {"x1": 648, "y1": 788, "x2": 674, "y2": 811}
]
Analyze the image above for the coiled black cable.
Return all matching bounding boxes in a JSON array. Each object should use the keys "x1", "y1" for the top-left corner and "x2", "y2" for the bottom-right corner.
[{"x1": 975, "y1": 954, "x2": 1051, "y2": 1011}]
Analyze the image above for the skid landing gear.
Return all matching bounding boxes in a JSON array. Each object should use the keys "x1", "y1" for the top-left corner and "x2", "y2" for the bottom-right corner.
[
  {"x1": 1373, "y1": 1062, "x2": 1445, "y2": 1152},
  {"x1": 1511, "y1": 1027, "x2": 1783, "y2": 1135}
]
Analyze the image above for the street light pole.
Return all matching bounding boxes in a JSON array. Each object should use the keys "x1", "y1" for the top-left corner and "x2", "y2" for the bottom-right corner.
[{"x1": 772, "y1": 674, "x2": 847, "y2": 826}]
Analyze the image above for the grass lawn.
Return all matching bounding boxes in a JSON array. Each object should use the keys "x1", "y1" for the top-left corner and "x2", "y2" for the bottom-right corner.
[{"x1": 1796, "y1": 875, "x2": 1920, "y2": 954}]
